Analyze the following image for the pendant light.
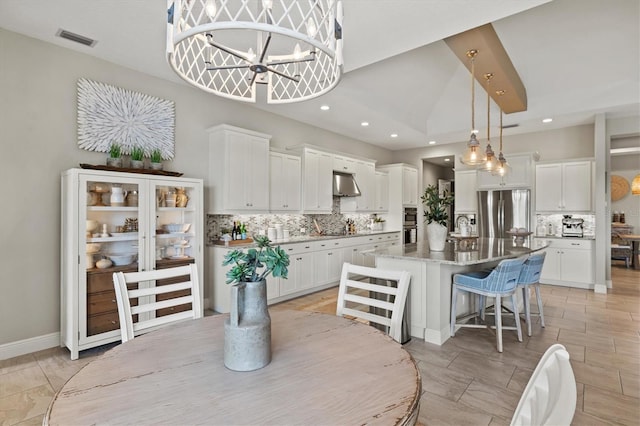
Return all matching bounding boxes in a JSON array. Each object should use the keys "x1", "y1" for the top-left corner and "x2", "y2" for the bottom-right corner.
[
  {"x1": 492, "y1": 90, "x2": 511, "y2": 177},
  {"x1": 461, "y1": 50, "x2": 484, "y2": 166},
  {"x1": 481, "y1": 73, "x2": 496, "y2": 172}
]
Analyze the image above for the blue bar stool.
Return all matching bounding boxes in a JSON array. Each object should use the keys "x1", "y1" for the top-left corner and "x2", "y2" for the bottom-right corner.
[
  {"x1": 451, "y1": 257, "x2": 526, "y2": 352},
  {"x1": 517, "y1": 252, "x2": 547, "y2": 337}
]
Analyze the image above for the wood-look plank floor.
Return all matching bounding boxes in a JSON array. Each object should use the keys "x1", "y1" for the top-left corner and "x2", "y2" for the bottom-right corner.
[{"x1": 1, "y1": 266, "x2": 638, "y2": 425}]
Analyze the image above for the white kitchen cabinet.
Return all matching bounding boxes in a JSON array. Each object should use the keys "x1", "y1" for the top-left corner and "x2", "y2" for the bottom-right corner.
[
  {"x1": 302, "y1": 148, "x2": 334, "y2": 213},
  {"x1": 61, "y1": 168, "x2": 203, "y2": 359},
  {"x1": 535, "y1": 161, "x2": 593, "y2": 212},
  {"x1": 454, "y1": 169, "x2": 477, "y2": 213},
  {"x1": 269, "y1": 151, "x2": 301, "y2": 212},
  {"x1": 536, "y1": 238, "x2": 594, "y2": 288},
  {"x1": 332, "y1": 154, "x2": 356, "y2": 173},
  {"x1": 341, "y1": 160, "x2": 376, "y2": 212},
  {"x1": 375, "y1": 171, "x2": 389, "y2": 212},
  {"x1": 377, "y1": 163, "x2": 418, "y2": 232},
  {"x1": 403, "y1": 166, "x2": 418, "y2": 206},
  {"x1": 476, "y1": 154, "x2": 534, "y2": 189},
  {"x1": 211, "y1": 232, "x2": 401, "y2": 312},
  {"x1": 208, "y1": 124, "x2": 271, "y2": 213}
]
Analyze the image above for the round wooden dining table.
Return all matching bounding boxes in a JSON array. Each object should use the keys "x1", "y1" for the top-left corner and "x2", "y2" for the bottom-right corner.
[
  {"x1": 45, "y1": 310, "x2": 421, "y2": 425},
  {"x1": 619, "y1": 234, "x2": 640, "y2": 269}
]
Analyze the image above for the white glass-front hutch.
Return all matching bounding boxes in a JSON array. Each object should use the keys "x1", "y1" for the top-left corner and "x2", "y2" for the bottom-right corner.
[{"x1": 61, "y1": 168, "x2": 203, "y2": 359}]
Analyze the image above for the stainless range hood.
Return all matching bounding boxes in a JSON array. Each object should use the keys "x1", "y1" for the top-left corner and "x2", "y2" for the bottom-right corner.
[{"x1": 333, "y1": 172, "x2": 361, "y2": 197}]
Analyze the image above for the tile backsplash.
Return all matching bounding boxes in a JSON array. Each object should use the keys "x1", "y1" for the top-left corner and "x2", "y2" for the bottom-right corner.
[
  {"x1": 206, "y1": 198, "x2": 379, "y2": 245},
  {"x1": 535, "y1": 213, "x2": 595, "y2": 237}
]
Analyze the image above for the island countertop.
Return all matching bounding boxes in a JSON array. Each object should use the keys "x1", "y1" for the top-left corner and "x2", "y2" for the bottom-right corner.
[{"x1": 366, "y1": 237, "x2": 549, "y2": 266}]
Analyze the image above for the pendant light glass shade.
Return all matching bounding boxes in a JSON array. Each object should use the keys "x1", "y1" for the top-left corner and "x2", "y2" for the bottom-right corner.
[
  {"x1": 481, "y1": 73, "x2": 496, "y2": 172},
  {"x1": 461, "y1": 50, "x2": 485, "y2": 166},
  {"x1": 492, "y1": 95, "x2": 510, "y2": 177},
  {"x1": 632, "y1": 174, "x2": 640, "y2": 195}
]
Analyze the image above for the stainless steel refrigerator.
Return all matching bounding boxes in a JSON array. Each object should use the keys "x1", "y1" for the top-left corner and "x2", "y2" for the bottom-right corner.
[{"x1": 477, "y1": 189, "x2": 530, "y2": 238}]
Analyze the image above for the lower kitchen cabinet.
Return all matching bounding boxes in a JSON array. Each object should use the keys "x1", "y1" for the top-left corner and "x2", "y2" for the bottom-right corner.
[
  {"x1": 210, "y1": 232, "x2": 401, "y2": 312},
  {"x1": 536, "y1": 238, "x2": 594, "y2": 288}
]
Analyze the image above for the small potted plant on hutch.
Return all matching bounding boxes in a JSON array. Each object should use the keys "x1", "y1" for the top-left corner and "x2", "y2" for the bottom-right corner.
[
  {"x1": 421, "y1": 184, "x2": 454, "y2": 251},
  {"x1": 130, "y1": 146, "x2": 144, "y2": 169},
  {"x1": 149, "y1": 149, "x2": 163, "y2": 170},
  {"x1": 222, "y1": 235, "x2": 289, "y2": 372},
  {"x1": 106, "y1": 143, "x2": 122, "y2": 168}
]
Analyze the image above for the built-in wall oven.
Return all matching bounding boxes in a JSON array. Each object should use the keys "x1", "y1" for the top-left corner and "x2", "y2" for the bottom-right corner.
[{"x1": 403, "y1": 207, "x2": 417, "y2": 244}]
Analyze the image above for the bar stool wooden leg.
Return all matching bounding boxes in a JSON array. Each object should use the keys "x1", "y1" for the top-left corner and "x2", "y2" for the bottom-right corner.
[
  {"x1": 450, "y1": 284, "x2": 458, "y2": 337},
  {"x1": 495, "y1": 296, "x2": 503, "y2": 353},
  {"x1": 522, "y1": 286, "x2": 532, "y2": 336},
  {"x1": 534, "y1": 285, "x2": 545, "y2": 328},
  {"x1": 512, "y1": 293, "x2": 523, "y2": 342}
]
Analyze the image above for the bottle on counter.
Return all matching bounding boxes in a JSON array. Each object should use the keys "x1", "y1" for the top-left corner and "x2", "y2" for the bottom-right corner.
[
  {"x1": 231, "y1": 221, "x2": 238, "y2": 240},
  {"x1": 240, "y1": 222, "x2": 247, "y2": 240}
]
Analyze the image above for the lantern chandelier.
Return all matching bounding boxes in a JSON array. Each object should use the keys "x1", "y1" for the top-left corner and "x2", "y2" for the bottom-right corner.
[
  {"x1": 481, "y1": 73, "x2": 496, "y2": 173},
  {"x1": 166, "y1": 0, "x2": 344, "y2": 104},
  {"x1": 493, "y1": 90, "x2": 511, "y2": 177}
]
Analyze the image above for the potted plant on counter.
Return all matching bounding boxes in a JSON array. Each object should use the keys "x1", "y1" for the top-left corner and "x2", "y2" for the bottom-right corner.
[
  {"x1": 106, "y1": 142, "x2": 122, "y2": 168},
  {"x1": 221, "y1": 235, "x2": 289, "y2": 372},
  {"x1": 421, "y1": 184, "x2": 454, "y2": 251}
]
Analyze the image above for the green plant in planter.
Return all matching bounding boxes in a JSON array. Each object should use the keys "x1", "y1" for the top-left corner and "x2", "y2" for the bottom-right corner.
[
  {"x1": 109, "y1": 143, "x2": 122, "y2": 158},
  {"x1": 421, "y1": 184, "x2": 454, "y2": 226},
  {"x1": 150, "y1": 149, "x2": 163, "y2": 164},
  {"x1": 130, "y1": 146, "x2": 144, "y2": 161},
  {"x1": 222, "y1": 235, "x2": 289, "y2": 284}
]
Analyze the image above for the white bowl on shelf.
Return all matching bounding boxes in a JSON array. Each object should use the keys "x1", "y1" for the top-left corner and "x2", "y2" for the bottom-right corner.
[
  {"x1": 163, "y1": 223, "x2": 191, "y2": 233},
  {"x1": 86, "y1": 243, "x2": 102, "y2": 254},
  {"x1": 109, "y1": 254, "x2": 136, "y2": 266}
]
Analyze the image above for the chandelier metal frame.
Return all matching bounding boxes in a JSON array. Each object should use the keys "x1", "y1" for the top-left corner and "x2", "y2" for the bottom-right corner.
[{"x1": 166, "y1": 0, "x2": 343, "y2": 103}]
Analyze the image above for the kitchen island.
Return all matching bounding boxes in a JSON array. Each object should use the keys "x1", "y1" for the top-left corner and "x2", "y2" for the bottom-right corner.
[{"x1": 366, "y1": 238, "x2": 549, "y2": 345}]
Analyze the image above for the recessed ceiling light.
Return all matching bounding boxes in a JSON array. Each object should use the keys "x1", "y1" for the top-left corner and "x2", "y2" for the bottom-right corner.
[
  {"x1": 320, "y1": 105, "x2": 330, "y2": 111},
  {"x1": 542, "y1": 118, "x2": 553, "y2": 123},
  {"x1": 390, "y1": 133, "x2": 398, "y2": 138},
  {"x1": 428, "y1": 140, "x2": 436, "y2": 145},
  {"x1": 444, "y1": 158, "x2": 451, "y2": 162},
  {"x1": 361, "y1": 121, "x2": 369, "y2": 127}
]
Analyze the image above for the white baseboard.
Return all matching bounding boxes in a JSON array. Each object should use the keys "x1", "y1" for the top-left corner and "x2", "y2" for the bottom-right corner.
[{"x1": 0, "y1": 332, "x2": 60, "y2": 361}]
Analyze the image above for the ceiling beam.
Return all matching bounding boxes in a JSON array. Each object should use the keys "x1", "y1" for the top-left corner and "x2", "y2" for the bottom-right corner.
[{"x1": 445, "y1": 23, "x2": 527, "y2": 114}]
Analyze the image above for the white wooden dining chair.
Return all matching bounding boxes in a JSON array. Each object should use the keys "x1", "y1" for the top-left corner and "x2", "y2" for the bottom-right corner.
[
  {"x1": 336, "y1": 263, "x2": 411, "y2": 343},
  {"x1": 112, "y1": 263, "x2": 202, "y2": 343},
  {"x1": 510, "y1": 343, "x2": 576, "y2": 426}
]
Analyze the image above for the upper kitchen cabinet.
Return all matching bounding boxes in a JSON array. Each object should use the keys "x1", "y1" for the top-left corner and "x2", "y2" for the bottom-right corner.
[
  {"x1": 208, "y1": 124, "x2": 270, "y2": 213},
  {"x1": 377, "y1": 163, "x2": 418, "y2": 207},
  {"x1": 453, "y1": 170, "x2": 477, "y2": 213},
  {"x1": 332, "y1": 154, "x2": 357, "y2": 174},
  {"x1": 340, "y1": 159, "x2": 376, "y2": 212},
  {"x1": 300, "y1": 148, "x2": 334, "y2": 213},
  {"x1": 535, "y1": 161, "x2": 593, "y2": 212},
  {"x1": 374, "y1": 170, "x2": 389, "y2": 212},
  {"x1": 269, "y1": 151, "x2": 301, "y2": 212},
  {"x1": 476, "y1": 153, "x2": 536, "y2": 189}
]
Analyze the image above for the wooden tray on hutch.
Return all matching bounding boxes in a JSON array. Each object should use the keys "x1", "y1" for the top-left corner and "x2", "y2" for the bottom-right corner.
[{"x1": 80, "y1": 163, "x2": 183, "y2": 177}]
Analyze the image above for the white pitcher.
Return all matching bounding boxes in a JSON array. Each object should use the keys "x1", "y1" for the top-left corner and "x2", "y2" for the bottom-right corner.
[{"x1": 110, "y1": 187, "x2": 127, "y2": 206}]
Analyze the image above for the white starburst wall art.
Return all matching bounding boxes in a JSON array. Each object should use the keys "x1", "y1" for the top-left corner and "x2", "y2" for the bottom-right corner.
[{"x1": 77, "y1": 78, "x2": 175, "y2": 159}]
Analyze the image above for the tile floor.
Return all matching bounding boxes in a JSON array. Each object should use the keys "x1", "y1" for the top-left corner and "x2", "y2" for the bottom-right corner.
[{"x1": 1, "y1": 266, "x2": 638, "y2": 425}]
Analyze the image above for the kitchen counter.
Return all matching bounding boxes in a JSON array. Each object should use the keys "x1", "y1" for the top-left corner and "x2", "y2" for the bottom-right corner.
[
  {"x1": 368, "y1": 238, "x2": 549, "y2": 345},
  {"x1": 368, "y1": 238, "x2": 548, "y2": 266},
  {"x1": 209, "y1": 230, "x2": 401, "y2": 248},
  {"x1": 533, "y1": 234, "x2": 596, "y2": 240}
]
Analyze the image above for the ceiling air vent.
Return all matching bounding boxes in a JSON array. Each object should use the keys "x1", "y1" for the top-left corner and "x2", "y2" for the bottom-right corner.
[{"x1": 56, "y1": 29, "x2": 97, "y2": 47}]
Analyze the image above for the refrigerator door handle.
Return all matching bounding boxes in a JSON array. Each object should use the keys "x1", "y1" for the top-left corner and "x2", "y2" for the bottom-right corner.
[{"x1": 498, "y1": 199, "x2": 504, "y2": 236}]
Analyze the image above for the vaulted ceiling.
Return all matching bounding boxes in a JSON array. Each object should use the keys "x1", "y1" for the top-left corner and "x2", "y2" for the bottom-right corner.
[{"x1": 1, "y1": 0, "x2": 638, "y2": 150}]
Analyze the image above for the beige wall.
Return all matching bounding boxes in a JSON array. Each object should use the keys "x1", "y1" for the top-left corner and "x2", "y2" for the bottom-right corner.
[{"x1": 0, "y1": 29, "x2": 393, "y2": 346}]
